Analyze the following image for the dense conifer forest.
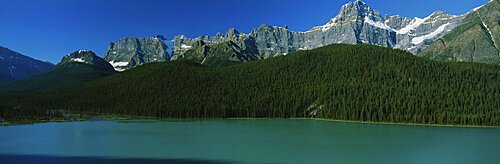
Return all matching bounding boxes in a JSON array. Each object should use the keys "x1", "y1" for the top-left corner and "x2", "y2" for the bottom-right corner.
[{"x1": 1, "y1": 44, "x2": 499, "y2": 126}]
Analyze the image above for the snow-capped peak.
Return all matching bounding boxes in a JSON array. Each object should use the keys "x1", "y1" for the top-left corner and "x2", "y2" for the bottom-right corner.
[
  {"x1": 308, "y1": 0, "x2": 387, "y2": 32},
  {"x1": 354, "y1": 0, "x2": 365, "y2": 3},
  {"x1": 351, "y1": 0, "x2": 367, "y2": 6},
  {"x1": 396, "y1": 11, "x2": 459, "y2": 35},
  {"x1": 60, "y1": 50, "x2": 99, "y2": 65},
  {"x1": 77, "y1": 50, "x2": 90, "y2": 53}
]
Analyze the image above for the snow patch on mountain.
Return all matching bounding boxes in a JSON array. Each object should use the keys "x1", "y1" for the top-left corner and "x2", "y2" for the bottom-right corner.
[
  {"x1": 70, "y1": 58, "x2": 86, "y2": 63},
  {"x1": 109, "y1": 61, "x2": 129, "y2": 72},
  {"x1": 317, "y1": 17, "x2": 339, "y2": 32},
  {"x1": 364, "y1": 16, "x2": 394, "y2": 31},
  {"x1": 78, "y1": 50, "x2": 90, "y2": 53},
  {"x1": 180, "y1": 44, "x2": 192, "y2": 49},
  {"x1": 482, "y1": 22, "x2": 494, "y2": 38},
  {"x1": 397, "y1": 17, "x2": 426, "y2": 34},
  {"x1": 411, "y1": 23, "x2": 451, "y2": 45},
  {"x1": 481, "y1": 22, "x2": 498, "y2": 49},
  {"x1": 7, "y1": 66, "x2": 16, "y2": 77}
]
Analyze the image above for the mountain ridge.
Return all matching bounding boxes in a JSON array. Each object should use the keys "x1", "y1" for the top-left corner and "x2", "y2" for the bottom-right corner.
[
  {"x1": 169, "y1": 0, "x2": 471, "y2": 67},
  {"x1": 418, "y1": 0, "x2": 499, "y2": 64},
  {"x1": 0, "y1": 46, "x2": 54, "y2": 83}
]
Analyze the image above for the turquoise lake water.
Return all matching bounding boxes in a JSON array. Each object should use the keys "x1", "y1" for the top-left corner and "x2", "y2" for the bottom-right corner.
[{"x1": 0, "y1": 119, "x2": 499, "y2": 164}]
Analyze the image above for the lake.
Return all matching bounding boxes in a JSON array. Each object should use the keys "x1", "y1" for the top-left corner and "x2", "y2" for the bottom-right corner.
[{"x1": 0, "y1": 119, "x2": 499, "y2": 164}]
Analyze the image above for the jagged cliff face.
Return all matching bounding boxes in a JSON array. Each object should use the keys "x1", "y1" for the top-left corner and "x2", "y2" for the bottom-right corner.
[
  {"x1": 60, "y1": 50, "x2": 115, "y2": 72},
  {"x1": 172, "y1": 0, "x2": 467, "y2": 60},
  {"x1": 104, "y1": 35, "x2": 170, "y2": 71},
  {"x1": 418, "y1": 0, "x2": 499, "y2": 64},
  {"x1": 307, "y1": 0, "x2": 397, "y2": 47},
  {"x1": 178, "y1": 40, "x2": 258, "y2": 67}
]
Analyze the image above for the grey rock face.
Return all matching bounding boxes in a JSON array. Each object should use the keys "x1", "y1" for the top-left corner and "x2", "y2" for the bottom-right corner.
[
  {"x1": 0, "y1": 46, "x2": 54, "y2": 83},
  {"x1": 178, "y1": 40, "x2": 258, "y2": 67},
  {"x1": 172, "y1": 0, "x2": 470, "y2": 60},
  {"x1": 61, "y1": 50, "x2": 115, "y2": 71},
  {"x1": 394, "y1": 11, "x2": 464, "y2": 53},
  {"x1": 104, "y1": 35, "x2": 170, "y2": 71}
]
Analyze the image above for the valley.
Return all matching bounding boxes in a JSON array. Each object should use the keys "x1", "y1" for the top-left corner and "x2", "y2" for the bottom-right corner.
[{"x1": 2, "y1": 44, "x2": 499, "y2": 126}]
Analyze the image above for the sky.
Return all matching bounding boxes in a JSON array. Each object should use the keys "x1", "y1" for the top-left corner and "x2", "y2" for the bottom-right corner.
[{"x1": 0, "y1": 0, "x2": 490, "y2": 64}]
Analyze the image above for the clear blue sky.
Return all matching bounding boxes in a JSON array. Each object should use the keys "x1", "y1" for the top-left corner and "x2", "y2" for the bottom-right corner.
[{"x1": 0, "y1": 0, "x2": 489, "y2": 63}]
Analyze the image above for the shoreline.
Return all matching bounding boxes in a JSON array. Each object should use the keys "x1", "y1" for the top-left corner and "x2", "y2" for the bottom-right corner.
[
  {"x1": 2, "y1": 116, "x2": 499, "y2": 129},
  {"x1": 292, "y1": 118, "x2": 500, "y2": 129},
  {"x1": 0, "y1": 114, "x2": 155, "y2": 126}
]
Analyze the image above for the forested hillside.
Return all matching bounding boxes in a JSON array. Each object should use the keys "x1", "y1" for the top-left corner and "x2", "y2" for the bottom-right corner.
[
  {"x1": 0, "y1": 62, "x2": 116, "y2": 94},
  {"x1": 1, "y1": 44, "x2": 499, "y2": 126}
]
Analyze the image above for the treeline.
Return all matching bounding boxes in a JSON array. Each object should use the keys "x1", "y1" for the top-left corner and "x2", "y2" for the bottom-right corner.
[{"x1": 1, "y1": 44, "x2": 499, "y2": 126}]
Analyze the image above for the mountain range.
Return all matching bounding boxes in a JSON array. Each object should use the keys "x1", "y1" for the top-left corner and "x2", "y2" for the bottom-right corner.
[
  {"x1": 170, "y1": 1, "x2": 465, "y2": 62},
  {"x1": 0, "y1": 0, "x2": 497, "y2": 88},
  {"x1": 0, "y1": 0, "x2": 499, "y2": 126},
  {"x1": 99, "y1": 0, "x2": 498, "y2": 71}
]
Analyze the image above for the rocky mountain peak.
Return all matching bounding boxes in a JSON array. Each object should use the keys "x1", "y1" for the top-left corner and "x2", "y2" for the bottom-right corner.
[
  {"x1": 424, "y1": 10, "x2": 456, "y2": 23},
  {"x1": 258, "y1": 24, "x2": 272, "y2": 29},
  {"x1": 339, "y1": 0, "x2": 378, "y2": 18},
  {"x1": 60, "y1": 50, "x2": 107, "y2": 66},
  {"x1": 104, "y1": 36, "x2": 170, "y2": 71},
  {"x1": 172, "y1": 0, "x2": 486, "y2": 64},
  {"x1": 60, "y1": 50, "x2": 116, "y2": 72},
  {"x1": 309, "y1": 0, "x2": 385, "y2": 32},
  {"x1": 153, "y1": 35, "x2": 167, "y2": 40},
  {"x1": 346, "y1": 0, "x2": 368, "y2": 8},
  {"x1": 226, "y1": 28, "x2": 240, "y2": 37}
]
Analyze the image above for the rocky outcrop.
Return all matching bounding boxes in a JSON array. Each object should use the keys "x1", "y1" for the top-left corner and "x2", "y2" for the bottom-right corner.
[
  {"x1": 418, "y1": 0, "x2": 500, "y2": 64},
  {"x1": 61, "y1": 50, "x2": 115, "y2": 71},
  {"x1": 172, "y1": 0, "x2": 469, "y2": 60},
  {"x1": 178, "y1": 40, "x2": 258, "y2": 67},
  {"x1": 0, "y1": 46, "x2": 54, "y2": 83},
  {"x1": 104, "y1": 35, "x2": 170, "y2": 71}
]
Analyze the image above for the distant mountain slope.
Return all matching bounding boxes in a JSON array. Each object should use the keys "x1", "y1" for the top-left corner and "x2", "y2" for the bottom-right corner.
[
  {"x1": 0, "y1": 50, "x2": 116, "y2": 94},
  {"x1": 418, "y1": 0, "x2": 499, "y2": 64},
  {"x1": 0, "y1": 46, "x2": 54, "y2": 83},
  {"x1": 2, "y1": 44, "x2": 499, "y2": 126}
]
